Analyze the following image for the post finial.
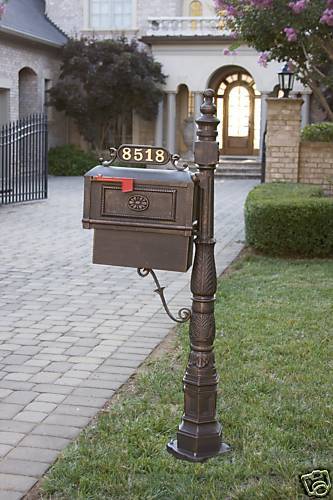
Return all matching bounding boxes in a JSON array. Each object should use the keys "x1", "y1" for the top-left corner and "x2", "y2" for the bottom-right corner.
[
  {"x1": 196, "y1": 89, "x2": 219, "y2": 143},
  {"x1": 200, "y1": 89, "x2": 216, "y2": 116}
]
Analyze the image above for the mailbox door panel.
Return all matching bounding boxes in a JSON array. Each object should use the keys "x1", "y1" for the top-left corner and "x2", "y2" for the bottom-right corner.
[
  {"x1": 101, "y1": 185, "x2": 177, "y2": 222},
  {"x1": 93, "y1": 228, "x2": 193, "y2": 272}
]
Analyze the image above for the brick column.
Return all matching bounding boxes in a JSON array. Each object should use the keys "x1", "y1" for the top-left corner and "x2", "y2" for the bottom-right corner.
[{"x1": 265, "y1": 98, "x2": 303, "y2": 182}]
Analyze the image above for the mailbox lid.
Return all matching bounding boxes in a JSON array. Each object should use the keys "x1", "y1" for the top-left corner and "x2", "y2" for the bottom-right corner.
[{"x1": 83, "y1": 165, "x2": 196, "y2": 233}]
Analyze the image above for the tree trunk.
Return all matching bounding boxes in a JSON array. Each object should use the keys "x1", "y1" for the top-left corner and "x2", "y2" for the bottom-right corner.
[{"x1": 308, "y1": 77, "x2": 333, "y2": 122}]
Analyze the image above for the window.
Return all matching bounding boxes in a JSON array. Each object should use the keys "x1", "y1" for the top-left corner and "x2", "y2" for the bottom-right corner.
[
  {"x1": 228, "y1": 86, "x2": 250, "y2": 137},
  {"x1": 190, "y1": 0, "x2": 203, "y2": 16},
  {"x1": 90, "y1": 0, "x2": 133, "y2": 30},
  {"x1": 44, "y1": 79, "x2": 56, "y2": 121},
  {"x1": 44, "y1": 79, "x2": 51, "y2": 116},
  {"x1": 190, "y1": 0, "x2": 203, "y2": 29},
  {"x1": 188, "y1": 92, "x2": 194, "y2": 115},
  {"x1": 0, "y1": 89, "x2": 9, "y2": 126}
]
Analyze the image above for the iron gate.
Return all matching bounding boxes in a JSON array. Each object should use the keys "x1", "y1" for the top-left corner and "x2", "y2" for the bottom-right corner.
[{"x1": 0, "y1": 114, "x2": 48, "y2": 204}]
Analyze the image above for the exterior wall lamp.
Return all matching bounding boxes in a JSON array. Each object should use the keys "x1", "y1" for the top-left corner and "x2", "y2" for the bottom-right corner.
[{"x1": 278, "y1": 63, "x2": 295, "y2": 98}]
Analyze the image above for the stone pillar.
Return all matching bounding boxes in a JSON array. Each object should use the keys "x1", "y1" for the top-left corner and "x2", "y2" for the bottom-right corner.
[
  {"x1": 301, "y1": 92, "x2": 311, "y2": 129},
  {"x1": 259, "y1": 91, "x2": 269, "y2": 155},
  {"x1": 166, "y1": 91, "x2": 177, "y2": 153},
  {"x1": 155, "y1": 98, "x2": 164, "y2": 146},
  {"x1": 265, "y1": 98, "x2": 303, "y2": 182},
  {"x1": 193, "y1": 91, "x2": 202, "y2": 148}
]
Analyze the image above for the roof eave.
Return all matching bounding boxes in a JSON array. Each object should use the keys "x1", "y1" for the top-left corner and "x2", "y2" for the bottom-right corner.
[{"x1": 0, "y1": 24, "x2": 66, "y2": 48}]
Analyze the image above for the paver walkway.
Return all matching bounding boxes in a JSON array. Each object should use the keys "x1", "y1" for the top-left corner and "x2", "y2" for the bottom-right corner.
[{"x1": 0, "y1": 176, "x2": 257, "y2": 499}]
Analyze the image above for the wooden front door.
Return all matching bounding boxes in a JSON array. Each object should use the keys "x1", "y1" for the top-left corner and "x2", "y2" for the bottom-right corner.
[{"x1": 223, "y1": 81, "x2": 254, "y2": 156}]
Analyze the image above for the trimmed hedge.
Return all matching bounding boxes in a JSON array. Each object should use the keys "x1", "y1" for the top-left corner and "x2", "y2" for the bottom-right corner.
[
  {"x1": 48, "y1": 145, "x2": 97, "y2": 176},
  {"x1": 245, "y1": 183, "x2": 333, "y2": 257},
  {"x1": 301, "y1": 122, "x2": 333, "y2": 142}
]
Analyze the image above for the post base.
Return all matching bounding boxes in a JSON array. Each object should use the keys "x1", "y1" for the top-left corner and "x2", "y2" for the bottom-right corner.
[{"x1": 166, "y1": 439, "x2": 231, "y2": 463}]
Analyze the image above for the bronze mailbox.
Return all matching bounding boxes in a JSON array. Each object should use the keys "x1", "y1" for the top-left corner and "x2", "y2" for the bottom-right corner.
[{"x1": 82, "y1": 165, "x2": 198, "y2": 272}]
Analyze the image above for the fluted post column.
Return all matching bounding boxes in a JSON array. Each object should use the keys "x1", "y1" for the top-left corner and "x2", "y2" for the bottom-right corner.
[
  {"x1": 166, "y1": 91, "x2": 177, "y2": 153},
  {"x1": 167, "y1": 89, "x2": 230, "y2": 462}
]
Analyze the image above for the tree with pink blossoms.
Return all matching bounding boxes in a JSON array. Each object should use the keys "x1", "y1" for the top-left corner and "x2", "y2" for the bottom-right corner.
[{"x1": 215, "y1": 0, "x2": 333, "y2": 120}]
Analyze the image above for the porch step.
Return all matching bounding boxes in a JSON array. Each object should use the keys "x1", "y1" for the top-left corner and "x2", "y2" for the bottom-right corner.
[{"x1": 216, "y1": 158, "x2": 262, "y2": 179}]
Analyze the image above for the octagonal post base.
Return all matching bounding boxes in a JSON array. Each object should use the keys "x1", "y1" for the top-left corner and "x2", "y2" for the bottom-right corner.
[{"x1": 167, "y1": 439, "x2": 230, "y2": 463}]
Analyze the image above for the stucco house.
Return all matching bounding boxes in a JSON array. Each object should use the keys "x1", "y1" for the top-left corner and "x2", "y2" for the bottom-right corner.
[
  {"x1": 1, "y1": 0, "x2": 313, "y2": 158},
  {"x1": 45, "y1": 0, "x2": 312, "y2": 160}
]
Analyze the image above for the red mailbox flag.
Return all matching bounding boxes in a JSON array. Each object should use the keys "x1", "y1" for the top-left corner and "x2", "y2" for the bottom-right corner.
[{"x1": 93, "y1": 176, "x2": 134, "y2": 192}]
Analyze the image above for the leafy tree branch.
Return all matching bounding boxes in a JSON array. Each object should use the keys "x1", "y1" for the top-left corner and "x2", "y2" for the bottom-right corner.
[{"x1": 215, "y1": 0, "x2": 333, "y2": 120}]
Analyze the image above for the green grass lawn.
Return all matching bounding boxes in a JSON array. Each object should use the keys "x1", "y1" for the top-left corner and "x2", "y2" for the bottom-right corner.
[{"x1": 41, "y1": 255, "x2": 333, "y2": 500}]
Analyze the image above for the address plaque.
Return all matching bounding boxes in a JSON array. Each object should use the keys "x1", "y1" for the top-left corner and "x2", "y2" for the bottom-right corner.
[{"x1": 117, "y1": 145, "x2": 170, "y2": 166}]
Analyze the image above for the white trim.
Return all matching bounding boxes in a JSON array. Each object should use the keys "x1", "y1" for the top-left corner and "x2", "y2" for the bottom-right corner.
[
  {"x1": 132, "y1": 0, "x2": 137, "y2": 30},
  {"x1": 83, "y1": 0, "x2": 90, "y2": 30}
]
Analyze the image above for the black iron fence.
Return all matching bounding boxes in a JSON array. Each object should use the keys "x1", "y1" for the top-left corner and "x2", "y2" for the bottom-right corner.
[{"x1": 0, "y1": 114, "x2": 48, "y2": 204}]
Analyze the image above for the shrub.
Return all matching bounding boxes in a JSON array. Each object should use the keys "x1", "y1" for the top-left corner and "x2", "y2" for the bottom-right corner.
[
  {"x1": 48, "y1": 145, "x2": 97, "y2": 176},
  {"x1": 301, "y1": 122, "x2": 333, "y2": 142},
  {"x1": 245, "y1": 183, "x2": 333, "y2": 257}
]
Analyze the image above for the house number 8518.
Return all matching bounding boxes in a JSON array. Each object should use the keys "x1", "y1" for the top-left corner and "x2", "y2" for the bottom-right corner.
[{"x1": 117, "y1": 145, "x2": 170, "y2": 166}]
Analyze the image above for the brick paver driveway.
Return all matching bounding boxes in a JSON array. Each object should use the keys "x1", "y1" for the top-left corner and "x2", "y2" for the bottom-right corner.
[{"x1": 0, "y1": 176, "x2": 257, "y2": 499}]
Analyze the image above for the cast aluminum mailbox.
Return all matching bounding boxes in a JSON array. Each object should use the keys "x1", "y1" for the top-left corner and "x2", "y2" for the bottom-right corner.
[
  {"x1": 82, "y1": 92, "x2": 231, "y2": 463},
  {"x1": 82, "y1": 163, "x2": 198, "y2": 272}
]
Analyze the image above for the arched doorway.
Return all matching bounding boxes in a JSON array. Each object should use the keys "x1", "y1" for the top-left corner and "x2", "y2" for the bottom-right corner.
[
  {"x1": 19, "y1": 67, "x2": 38, "y2": 118},
  {"x1": 209, "y1": 67, "x2": 261, "y2": 156}
]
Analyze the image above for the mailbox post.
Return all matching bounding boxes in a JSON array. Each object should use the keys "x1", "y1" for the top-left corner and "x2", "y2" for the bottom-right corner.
[
  {"x1": 83, "y1": 89, "x2": 230, "y2": 463},
  {"x1": 167, "y1": 89, "x2": 230, "y2": 462}
]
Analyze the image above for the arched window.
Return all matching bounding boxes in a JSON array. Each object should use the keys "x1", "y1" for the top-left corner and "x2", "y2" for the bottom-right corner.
[
  {"x1": 19, "y1": 67, "x2": 38, "y2": 118},
  {"x1": 190, "y1": 0, "x2": 203, "y2": 17},
  {"x1": 228, "y1": 85, "x2": 250, "y2": 137}
]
